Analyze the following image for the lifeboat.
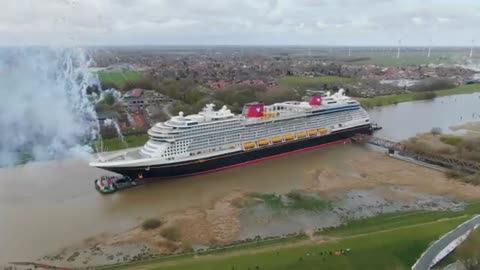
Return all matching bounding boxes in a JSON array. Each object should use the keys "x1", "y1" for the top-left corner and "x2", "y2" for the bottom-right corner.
[
  {"x1": 284, "y1": 134, "x2": 294, "y2": 141},
  {"x1": 308, "y1": 129, "x2": 317, "y2": 136},
  {"x1": 271, "y1": 136, "x2": 282, "y2": 143},
  {"x1": 297, "y1": 131, "x2": 306, "y2": 138},
  {"x1": 257, "y1": 139, "x2": 269, "y2": 146},
  {"x1": 318, "y1": 128, "x2": 328, "y2": 134},
  {"x1": 243, "y1": 142, "x2": 255, "y2": 149}
]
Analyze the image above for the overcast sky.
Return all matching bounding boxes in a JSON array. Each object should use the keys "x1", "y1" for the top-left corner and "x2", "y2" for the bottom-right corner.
[{"x1": 1, "y1": 0, "x2": 479, "y2": 46}]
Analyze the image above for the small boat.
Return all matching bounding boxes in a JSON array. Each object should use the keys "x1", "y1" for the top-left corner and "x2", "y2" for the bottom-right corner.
[
  {"x1": 94, "y1": 175, "x2": 142, "y2": 194},
  {"x1": 308, "y1": 129, "x2": 317, "y2": 136},
  {"x1": 371, "y1": 123, "x2": 382, "y2": 131},
  {"x1": 297, "y1": 132, "x2": 306, "y2": 138}
]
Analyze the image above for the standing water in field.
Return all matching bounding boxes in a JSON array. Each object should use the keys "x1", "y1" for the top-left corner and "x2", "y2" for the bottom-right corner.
[{"x1": 0, "y1": 48, "x2": 100, "y2": 167}]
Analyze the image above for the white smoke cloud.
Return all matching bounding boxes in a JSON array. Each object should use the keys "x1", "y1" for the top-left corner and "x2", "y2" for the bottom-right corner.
[{"x1": 0, "y1": 47, "x2": 100, "y2": 167}]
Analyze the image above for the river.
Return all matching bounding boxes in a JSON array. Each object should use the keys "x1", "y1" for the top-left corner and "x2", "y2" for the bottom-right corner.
[{"x1": 0, "y1": 92, "x2": 479, "y2": 263}]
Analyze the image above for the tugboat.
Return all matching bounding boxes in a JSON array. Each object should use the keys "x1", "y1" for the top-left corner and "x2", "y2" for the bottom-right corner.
[
  {"x1": 371, "y1": 123, "x2": 382, "y2": 131},
  {"x1": 94, "y1": 175, "x2": 143, "y2": 194}
]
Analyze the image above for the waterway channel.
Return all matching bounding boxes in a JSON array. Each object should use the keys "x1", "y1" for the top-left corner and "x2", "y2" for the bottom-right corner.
[{"x1": 0, "y1": 92, "x2": 479, "y2": 263}]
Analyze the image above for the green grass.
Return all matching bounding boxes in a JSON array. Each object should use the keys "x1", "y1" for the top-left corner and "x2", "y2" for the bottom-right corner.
[
  {"x1": 440, "y1": 135, "x2": 464, "y2": 146},
  {"x1": 286, "y1": 191, "x2": 330, "y2": 211},
  {"x1": 347, "y1": 51, "x2": 471, "y2": 67},
  {"x1": 249, "y1": 193, "x2": 284, "y2": 210},
  {"x1": 102, "y1": 203, "x2": 480, "y2": 270},
  {"x1": 359, "y1": 84, "x2": 480, "y2": 108},
  {"x1": 95, "y1": 134, "x2": 149, "y2": 152},
  {"x1": 98, "y1": 71, "x2": 143, "y2": 89},
  {"x1": 104, "y1": 216, "x2": 470, "y2": 270}
]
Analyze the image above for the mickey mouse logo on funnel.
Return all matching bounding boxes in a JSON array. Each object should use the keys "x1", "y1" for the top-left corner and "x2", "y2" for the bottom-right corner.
[
  {"x1": 309, "y1": 96, "x2": 322, "y2": 106},
  {"x1": 246, "y1": 103, "x2": 264, "y2": 118}
]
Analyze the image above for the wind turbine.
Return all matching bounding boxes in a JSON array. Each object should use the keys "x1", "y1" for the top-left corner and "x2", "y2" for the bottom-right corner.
[
  {"x1": 348, "y1": 47, "x2": 352, "y2": 57},
  {"x1": 470, "y1": 39, "x2": 475, "y2": 58},
  {"x1": 396, "y1": 39, "x2": 402, "y2": 59},
  {"x1": 427, "y1": 38, "x2": 432, "y2": 58}
]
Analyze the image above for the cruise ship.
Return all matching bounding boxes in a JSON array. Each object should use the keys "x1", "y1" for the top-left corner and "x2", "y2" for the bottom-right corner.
[{"x1": 90, "y1": 89, "x2": 372, "y2": 179}]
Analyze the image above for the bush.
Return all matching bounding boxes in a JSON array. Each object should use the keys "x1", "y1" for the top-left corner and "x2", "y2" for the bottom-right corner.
[
  {"x1": 142, "y1": 218, "x2": 162, "y2": 230},
  {"x1": 462, "y1": 173, "x2": 480, "y2": 185},
  {"x1": 160, "y1": 226, "x2": 181, "y2": 242},
  {"x1": 430, "y1": 127, "x2": 443, "y2": 135},
  {"x1": 411, "y1": 78, "x2": 456, "y2": 92},
  {"x1": 285, "y1": 191, "x2": 330, "y2": 211},
  {"x1": 440, "y1": 136, "x2": 464, "y2": 146},
  {"x1": 100, "y1": 81, "x2": 119, "y2": 91},
  {"x1": 123, "y1": 77, "x2": 154, "y2": 92},
  {"x1": 445, "y1": 170, "x2": 463, "y2": 179}
]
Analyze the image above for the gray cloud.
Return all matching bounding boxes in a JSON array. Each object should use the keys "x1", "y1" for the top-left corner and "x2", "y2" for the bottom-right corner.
[{"x1": 0, "y1": 0, "x2": 478, "y2": 45}]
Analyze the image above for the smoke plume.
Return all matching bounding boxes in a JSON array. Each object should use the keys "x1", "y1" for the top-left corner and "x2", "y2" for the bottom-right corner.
[{"x1": 0, "y1": 47, "x2": 100, "y2": 167}]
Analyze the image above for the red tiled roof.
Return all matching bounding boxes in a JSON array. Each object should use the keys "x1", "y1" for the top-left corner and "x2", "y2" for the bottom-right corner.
[{"x1": 127, "y1": 88, "x2": 144, "y2": 97}]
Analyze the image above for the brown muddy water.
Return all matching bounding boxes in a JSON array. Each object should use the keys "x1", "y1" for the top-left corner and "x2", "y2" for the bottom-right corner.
[
  {"x1": 0, "y1": 142, "x2": 358, "y2": 263},
  {"x1": 1, "y1": 92, "x2": 480, "y2": 263}
]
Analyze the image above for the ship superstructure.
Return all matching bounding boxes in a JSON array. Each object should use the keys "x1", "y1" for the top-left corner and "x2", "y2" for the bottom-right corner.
[{"x1": 90, "y1": 89, "x2": 372, "y2": 179}]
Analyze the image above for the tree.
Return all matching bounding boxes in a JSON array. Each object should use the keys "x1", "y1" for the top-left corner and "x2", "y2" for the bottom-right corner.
[
  {"x1": 257, "y1": 86, "x2": 299, "y2": 105},
  {"x1": 100, "y1": 81, "x2": 119, "y2": 91},
  {"x1": 122, "y1": 77, "x2": 154, "y2": 91}
]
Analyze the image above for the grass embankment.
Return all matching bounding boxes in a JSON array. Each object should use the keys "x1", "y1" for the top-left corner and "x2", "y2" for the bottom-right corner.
[
  {"x1": 102, "y1": 203, "x2": 480, "y2": 270},
  {"x1": 359, "y1": 84, "x2": 480, "y2": 108},
  {"x1": 95, "y1": 134, "x2": 149, "y2": 152},
  {"x1": 98, "y1": 71, "x2": 143, "y2": 89}
]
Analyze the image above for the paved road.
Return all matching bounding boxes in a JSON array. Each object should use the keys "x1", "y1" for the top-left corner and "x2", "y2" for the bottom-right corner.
[{"x1": 412, "y1": 215, "x2": 480, "y2": 270}]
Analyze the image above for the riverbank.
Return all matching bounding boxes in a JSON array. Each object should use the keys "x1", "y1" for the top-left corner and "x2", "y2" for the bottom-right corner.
[
  {"x1": 401, "y1": 123, "x2": 480, "y2": 184},
  {"x1": 99, "y1": 204, "x2": 480, "y2": 270},
  {"x1": 359, "y1": 84, "x2": 480, "y2": 108},
  {"x1": 29, "y1": 148, "x2": 480, "y2": 268}
]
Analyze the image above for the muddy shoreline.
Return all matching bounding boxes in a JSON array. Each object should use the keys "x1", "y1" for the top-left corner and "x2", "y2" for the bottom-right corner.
[{"x1": 26, "y1": 149, "x2": 480, "y2": 268}]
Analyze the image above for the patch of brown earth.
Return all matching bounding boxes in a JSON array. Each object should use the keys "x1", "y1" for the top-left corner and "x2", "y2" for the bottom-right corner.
[
  {"x1": 403, "y1": 133, "x2": 457, "y2": 155},
  {"x1": 344, "y1": 151, "x2": 480, "y2": 201},
  {"x1": 451, "y1": 121, "x2": 480, "y2": 133},
  {"x1": 104, "y1": 191, "x2": 244, "y2": 252}
]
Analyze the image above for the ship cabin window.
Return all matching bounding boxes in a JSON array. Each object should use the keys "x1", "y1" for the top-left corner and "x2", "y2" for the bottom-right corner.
[{"x1": 327, "y1": 101, "x2": 337, "y2": 104}]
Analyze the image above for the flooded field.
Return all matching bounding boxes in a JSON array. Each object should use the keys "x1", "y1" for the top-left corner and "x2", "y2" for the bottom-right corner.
[{"x1": 1, "y1": 92, "x2": 480, "y2": 265}]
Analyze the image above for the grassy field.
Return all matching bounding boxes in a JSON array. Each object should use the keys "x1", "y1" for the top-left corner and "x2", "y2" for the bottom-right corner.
[
  {"x1": 97, "y1": 71, "x2": 143, "y2": 89},
  {"x1": 359, "y1": 84, "x2": 480, "y2": 108},
  {"x1": 95, "y1": 134, "x2": 149, "y2": 152},
  {"x1": 347, "y1": 50, "x2": 475, "y2": 66},
  {"x1": 102, "y1": 203, "x2": 480, "y2": 270}
]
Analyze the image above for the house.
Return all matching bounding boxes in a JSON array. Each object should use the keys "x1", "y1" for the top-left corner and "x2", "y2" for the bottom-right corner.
[{"x1": 122, "y1": 88, "x2": 171, "y2": 109}]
